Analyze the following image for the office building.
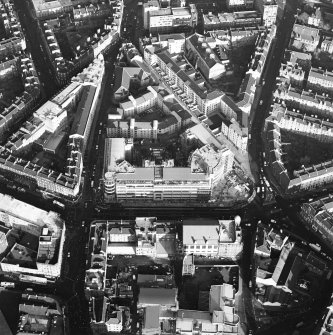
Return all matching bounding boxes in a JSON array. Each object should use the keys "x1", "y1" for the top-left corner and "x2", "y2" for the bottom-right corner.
[{"x1": 115, "y1": 165, "x2": 211, "y2": 201}]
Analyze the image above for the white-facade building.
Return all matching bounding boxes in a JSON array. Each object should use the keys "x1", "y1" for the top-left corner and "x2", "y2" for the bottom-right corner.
[
  {"x1": 0, "y1": 193, "x2": 65, "y2": 279},
  {"x1": 182, "y1": 218, "x2": 242, "y2": 259}
]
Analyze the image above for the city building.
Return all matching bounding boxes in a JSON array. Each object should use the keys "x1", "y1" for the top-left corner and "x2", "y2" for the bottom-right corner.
[
  {"x1": 176, "y1": 307, "x2": 239, "y2": 334},
  {"x1": 271, "y1": 242, "x2": 328, "y2": 295},
  {"x1": 291, "y1": 24, "x2": 320, "y2": 52},
  {"x1": 148, "y1": 6, "x2": 198, "y2": 34},
  {"x1": 41, "y1": 21, "x2": 73, "y2": 85},
  {"x1": 227, "y1": 0, "x2": 254, "y2": 10},
  {"x1": 151, "y1": 49, "x2": 223, "y2": 115},
  {"x1": 0, "y1": 0, "x2": 26, "y2": 59},
  {"x1": 209, "y1": 284, "x2": 237, "y2": 313},
  {"x1": 69, "y1": 54, "x2": 105, "y2": 153},
  {"x1": 138, "y1": 274, "x2": 178, "y2": 308},
  {"x1": 0, "y1": 193, "x2": 65, "y2": 280},
  {"x1": 265, "y1": 119, "x2": 333, "y2": 193},
  {"x1": 279, "y1": 63, "x2": 305, "y2": 88},
  {"x1": 185, "y1": 33, "x2": 227, "y2": 81},
  {"x1": 159, "y1": 33, "x2": 185, "y2": 54},
  {"x1": 0, "y1": 56, "x2": 104, "y2": 198},
  {"x1": 321, "y1": 35, "x2": 333, "y2": 54},
  {"x1": 136, "y1": 217, "x2": 177, "y2": 258},
  {"x1": 300, "y1": 195, "x2": 333, "y2": 251},
  {"x1": 190, "y1": 144, "x2": 234, "y2": 185},
  {"x1": 17, "y1": 293, "x2": 65, "y2": 334},
  {"x1": 118, "y1": 87, "x2": 158, "y2": 117},
  {"x1": 72, "y1": 2, "x2": 112, "y2": 21},
  {"x1": 108, "y1": 118, "x2": 159, "y2": 139},
  {"x1": 113, "y1": 66, "x2": 152, "y2": 102},
  {"x1": 32, "y1": 0, "x2": 74, "y2": 18},
  {"x1": 203, "y1": 11, "x2": 262, "y2": 30},
  {"x1": 267, "y1": 103, "x2": 333, "y2": 141},
  {"x1": 0, "y1": 55, "x2": 41, "y2": 141},
  {"x1": 143, "y1": 0, "x2": 160, "y2": 29},
  {"x1": 142, "y1": 305, "x2": 161, "y2": 335},
  {"x1": 210, "y1": 26, "x2": 266, "y2": 47},
  {"x1": 306, "y1": 7, "x2": 322, "y2": 27},
  {"x1": 182, "y1": 218, "x2": 242, "y2": 259},
  {"x1": 114, "y1": 165, "x2": 212, "y2": 201},
  {"x1": 254, "y1": 0, "x2": 277, "y2": 26},
  {"x1": 89, "y1": 296, "x2": 125, "y2": 334},
  {"x1": 273, "y1": 84, "x2": 333, "y2": 120},
  {"x1": 319, "y1": 296, "x2": 333, "y2": 335},
  {"x1": 103, "y1": 138, "x2": 234, "y2": 202},
  {"x1": 182, "y1": 253, "x2": 195, "y2": 276},
  {"x1": 307, "y1": 67, "x2": 333, "y2": 95}
]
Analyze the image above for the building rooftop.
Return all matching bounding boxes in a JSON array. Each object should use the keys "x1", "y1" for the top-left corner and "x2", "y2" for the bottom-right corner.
[
  {"x1": 159, "y1": 33, "x2": 185, "y2": 42},
  {"x1": 292, "y1": 23, "x2": 320, "y2": 43},
  {"x1": 104, "y1": 138, "x2": 126, "y2": 173},
  {"x1": 139, "y1": 287, "x2": 177, "y2": 307},
  {"x1": 143, "y1": 305, "x2": 160, "y2": 331},
  {"x1": 70, "y1": 85, "x2": 97, "y2": 137},
  {"x1": 187, "y1": 33, "x2": 223, "y2": 70},
  {"x1": 183, "y1": 218, "x2": 220, "y2": 245},
  {"x1": 0, "y1": 193, "x2": 62, "y2": 233}
]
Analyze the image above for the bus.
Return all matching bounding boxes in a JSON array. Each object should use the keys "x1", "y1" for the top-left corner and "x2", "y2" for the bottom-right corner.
[
  {"x1": 53, "y1": 200, "x2": 65, "y2": 210},
  {"x1": 0, "y1": 282, "x2": 15, "y2": 288}
]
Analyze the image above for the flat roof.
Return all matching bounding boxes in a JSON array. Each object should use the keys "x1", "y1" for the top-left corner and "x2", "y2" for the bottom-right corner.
[
  {"x1": 143, "y1": 305, "x2": 160, "y2": 330},
  {"x1": 104, "y1": 138, "x2": 126, "y2": 172},
  {"x1": 70, "y1": 85, "x2": 97, "y2": 137},
  {"x1": 139, "y1": 287, "x2": 177, "y2": 306},
  {"x1": 52, "y1": 81, "x2": 81, "y2": 107},
  {"x1": 163, "y1": 167, "x2": 207, "y2": 181},
  {"x1": 0, "y1": 193, "x2": 60, "y2": 231},
  {"x1": 183, "y1": 218, "x2": 220, "y2": 245}
]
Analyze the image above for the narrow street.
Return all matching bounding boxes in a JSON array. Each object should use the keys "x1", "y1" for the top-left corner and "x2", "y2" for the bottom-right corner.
[{"x1": 13, "y1": 0, "x2": 58, "y2": 99}]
